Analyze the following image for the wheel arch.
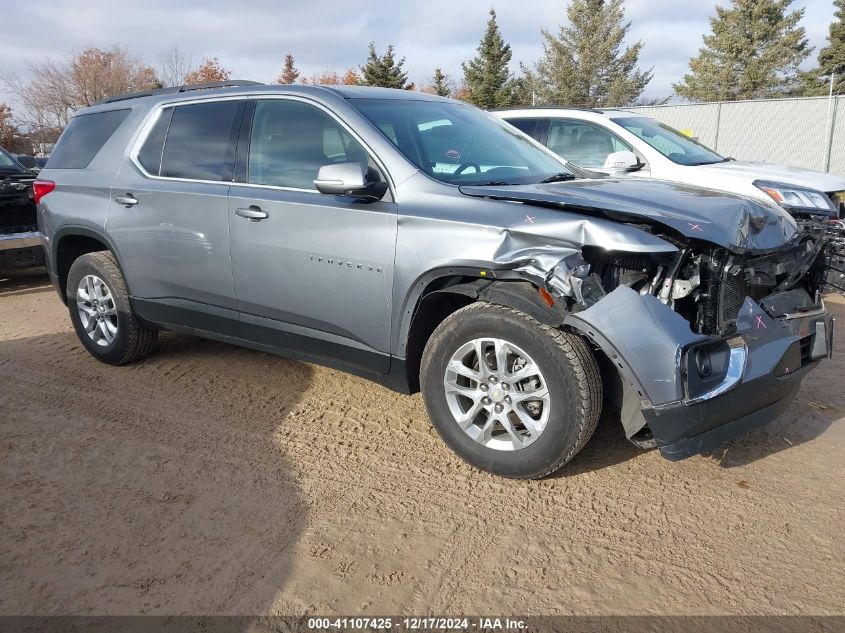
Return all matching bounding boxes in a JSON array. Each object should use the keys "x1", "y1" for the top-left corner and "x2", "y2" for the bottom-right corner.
[
  {"x1": 401, "y1": 272, "x2": 572, "y2": 393},
  {"x1": 52, "y1": 226, "x2": 125, "y2": 305}
]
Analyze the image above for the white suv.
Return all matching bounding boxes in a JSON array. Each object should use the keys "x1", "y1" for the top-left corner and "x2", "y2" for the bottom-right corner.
[{"x1": 496, "y1": 108, "x2": 845, "y2": 220}]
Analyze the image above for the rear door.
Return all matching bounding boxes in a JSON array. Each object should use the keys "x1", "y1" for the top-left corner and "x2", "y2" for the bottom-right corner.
[
  {"x1": 108, "y1": 99, "x2": 245, "y2": 319},
  {"x1": 227, "y1": 97, "x2": 397, "y2": 373}
]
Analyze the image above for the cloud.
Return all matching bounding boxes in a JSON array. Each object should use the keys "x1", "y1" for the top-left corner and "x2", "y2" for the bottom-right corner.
[{"x1": 0, "y1": 0, "x2": 838, "y2": 110}]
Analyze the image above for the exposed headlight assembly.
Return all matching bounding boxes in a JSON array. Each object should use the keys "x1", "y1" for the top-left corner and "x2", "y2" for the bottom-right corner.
[{"x1": 754, "y1": 180, "x2": 837, "y2": 216}]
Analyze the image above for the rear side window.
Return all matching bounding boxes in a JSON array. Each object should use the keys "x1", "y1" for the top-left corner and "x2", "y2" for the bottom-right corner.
[
  {"x1": 160, "y1": 101, "x2": 241, "y2": 181},
  {"x1": 47, "y1": 109, "x2": 130, "y2": 169},
  {"x1": 507, "y1": 118, "x2": 539, "y2": 138}
]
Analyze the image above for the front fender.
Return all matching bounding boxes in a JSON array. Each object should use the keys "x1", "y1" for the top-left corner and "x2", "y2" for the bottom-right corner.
[{"x1": 564, "y1": 286, "x2": 708, "y2": 408}]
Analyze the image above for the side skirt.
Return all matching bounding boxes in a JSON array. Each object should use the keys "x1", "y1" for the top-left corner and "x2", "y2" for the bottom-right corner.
[{"x1": 130, "y1": 297, "x2": 411, "y2": 394}]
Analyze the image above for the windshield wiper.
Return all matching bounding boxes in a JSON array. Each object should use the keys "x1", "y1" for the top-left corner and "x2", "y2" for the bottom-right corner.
[
  {"x1": 539, "y1": 172, "x2": 576, "y2": 184},
  {"x1": 477, "y1": 180, "x2": 515, "y2": 186}
]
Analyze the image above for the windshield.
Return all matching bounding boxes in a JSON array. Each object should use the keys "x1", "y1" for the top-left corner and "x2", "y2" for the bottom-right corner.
[
  {"x1": 0, "y1": 147, "x2": 22, "y2": 170},
  {"x1": 612, "y1": 116, "x2": 725, "y2": 166},
  {"x1": 352, "y1": 99, "x2": 572, "y2": 185}
]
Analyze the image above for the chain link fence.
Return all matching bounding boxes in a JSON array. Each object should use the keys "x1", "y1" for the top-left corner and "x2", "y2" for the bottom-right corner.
[{"x1": 627, "y1": 96, "x2": 844, "y2": 176}]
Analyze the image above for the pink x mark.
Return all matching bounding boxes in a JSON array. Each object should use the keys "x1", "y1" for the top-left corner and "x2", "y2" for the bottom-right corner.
[
  {"x1": 688, "y1": 223, "x2": 703, "y2": 231},
  {"x1": 524, "y1": 215, "x2": 536, "y2": 224},
  {"x1": 755, "y1": 315, "x2": 766, "y2": 329}
]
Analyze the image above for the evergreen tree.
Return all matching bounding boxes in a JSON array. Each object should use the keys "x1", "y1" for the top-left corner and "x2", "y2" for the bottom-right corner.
[
  {"x1": 818, "y1": 0, "x2": 845, "y2": 94},
  {"x1": 431, "y1": 68, "x2": 451, "y2": 97},
  {"x1": 510, "y1": 69, "x2": 539, "y2": 106},
  {"x1": 462, "y1": 9, "x2": 514, "y2": 108},
  {"x1": 531, "y1": 0, "x2": 652, "y2": 107},
  {"x1": 277, "y1": 54, "x2": 300, "y2": 84},
  {"x1": 360, "y1": 43, "x2": 410, "y2": 89},
  {"x1": 674, "y1": 0, "x2": 811, "y2": 101}
]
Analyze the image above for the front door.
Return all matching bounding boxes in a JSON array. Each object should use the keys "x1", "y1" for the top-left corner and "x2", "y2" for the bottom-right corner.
[
  {"x1": 227, "y1": 98, "x2": 397, "y2": 373},
  {"x1": 545, "y1": 119, "x2": 640, "y2": 174}
]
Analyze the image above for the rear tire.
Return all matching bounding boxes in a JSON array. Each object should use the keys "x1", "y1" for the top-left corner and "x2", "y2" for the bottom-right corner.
[
  {"x1": 66, "y1": 251, "x2": 157, "y2": 365},
  {"x1": 420, "y1": 302, "x2": 601, "y2": 479}
]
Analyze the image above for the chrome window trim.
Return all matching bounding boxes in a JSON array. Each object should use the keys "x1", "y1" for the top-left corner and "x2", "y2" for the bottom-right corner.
[{"x1": 127, "y1": 93, "x2": 396, "y2": 197}]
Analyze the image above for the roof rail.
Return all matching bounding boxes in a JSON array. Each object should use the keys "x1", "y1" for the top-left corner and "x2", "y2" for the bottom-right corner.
[{"x1": 93, "y1": 80, "x2": 264, "y2": 106}]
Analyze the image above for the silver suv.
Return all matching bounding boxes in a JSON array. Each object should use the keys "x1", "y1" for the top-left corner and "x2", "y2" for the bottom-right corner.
[{"x1": 36, "y1": 81, "x2": 833, "y2": 478}]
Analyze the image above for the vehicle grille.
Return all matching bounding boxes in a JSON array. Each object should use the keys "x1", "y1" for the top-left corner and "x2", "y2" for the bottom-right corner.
[
  {"x1": 0, "y1": 174, "x2": 36, "y2": 233},
  {"x1": 718, "y1": 271, "x2": 748, "y2": 333},
  {"x1": 800, "y1": 334, "x2": 813, "y2": 366}
]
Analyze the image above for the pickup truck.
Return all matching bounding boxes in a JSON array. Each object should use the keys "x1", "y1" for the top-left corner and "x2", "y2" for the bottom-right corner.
[{"x1": 1, "y1": 146, "x2": 44, "y2": 272}]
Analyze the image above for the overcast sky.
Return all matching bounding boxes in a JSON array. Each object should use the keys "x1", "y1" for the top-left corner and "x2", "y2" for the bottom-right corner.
[{"x1": 0, "y1": 0, "x2": 838, "y2": 108}]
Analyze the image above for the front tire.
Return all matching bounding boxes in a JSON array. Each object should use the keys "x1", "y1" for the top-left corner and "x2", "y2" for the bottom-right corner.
[
  {"x1": 420, "y1": 302, "x2": 601, "y2": 479},
  {"x1": 66, "y1": 251, "x2": 158, "y2": 365}
]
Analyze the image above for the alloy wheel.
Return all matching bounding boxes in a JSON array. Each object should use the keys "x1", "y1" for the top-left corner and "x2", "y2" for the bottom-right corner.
[
  {"x1": 76, "y1": 274, "x2": 118, "y2": 347},
  {"x1": 443, "y1": 337, "x2": 551, "y2": 451}
]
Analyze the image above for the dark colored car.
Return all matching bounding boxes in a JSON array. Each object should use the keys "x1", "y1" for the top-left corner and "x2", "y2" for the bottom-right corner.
[{"x1": 1, "y1": 147, "x2": 43, "y2": 271}]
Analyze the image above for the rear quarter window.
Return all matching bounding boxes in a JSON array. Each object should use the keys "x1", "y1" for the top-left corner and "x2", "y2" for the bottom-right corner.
[{"x1": 47, "y1": 109, "x2": 130, "y2": 169}]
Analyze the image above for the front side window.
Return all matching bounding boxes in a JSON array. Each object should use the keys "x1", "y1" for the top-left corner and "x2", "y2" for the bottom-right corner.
[
  {"x1": 247, "y1": 100, "x2": 370, "y2": 190},
  {"x1": 612, "y1": 116, "x2": 725, "y2": 166},
  {"x1": 159, "y1": 100, "x2": 241, "y2": 181},
  {"x1": 546, "y1": 120, "x2": 631, "y2": 168},
  {"x1": 48, "y1": 109, "x2": 130, "y2": 169},
  {"x1": 352, "y1": 99, "x2": 568, "y2": 186}
]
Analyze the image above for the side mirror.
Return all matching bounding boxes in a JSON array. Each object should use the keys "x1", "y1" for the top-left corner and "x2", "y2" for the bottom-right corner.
[
  {"x1": 603, "y1": 150, "x2": 642, "y2": 172},
  {"x1": 314, "y1": 162, "x2": 387, "y2": 200}
]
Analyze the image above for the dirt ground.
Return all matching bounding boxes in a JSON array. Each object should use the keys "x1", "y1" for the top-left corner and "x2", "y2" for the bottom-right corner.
[{"x1": 0, "y1": 269, "x2": 843, "y2": 616}]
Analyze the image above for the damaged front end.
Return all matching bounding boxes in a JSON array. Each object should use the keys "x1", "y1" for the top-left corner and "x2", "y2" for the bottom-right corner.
[{"x1": 518, "y1": 220, "x2": 834, "y2": 460}]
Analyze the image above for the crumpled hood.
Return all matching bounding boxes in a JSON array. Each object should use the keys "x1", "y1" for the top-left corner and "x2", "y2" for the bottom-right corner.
[
  {"x1": 695, "y1": 160, "x2": 845, "y2": 193},
  {"x1": 459, "y1": 178, "x2": 799, "y2": 252}
]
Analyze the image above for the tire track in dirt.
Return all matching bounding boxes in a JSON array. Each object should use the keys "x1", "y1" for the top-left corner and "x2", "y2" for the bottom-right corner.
[{"x1": 1, "y1": 280, "x2": 844, "y2": 615}]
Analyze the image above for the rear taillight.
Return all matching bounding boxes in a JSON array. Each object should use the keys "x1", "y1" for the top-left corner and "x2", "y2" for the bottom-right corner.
[{"x1": 33, "y1": 180, "x2": 56, "y2": 205}]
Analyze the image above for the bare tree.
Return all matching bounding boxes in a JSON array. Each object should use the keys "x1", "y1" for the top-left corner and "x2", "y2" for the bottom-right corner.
[
  {"x1": 4, "y1": 46, "x2": 159, "y2": 143},
  {"x1": 0, "y1": 103, "x2": 34, "y2": 154},
  {"x1": 159, "y1": 45, "x2": 193, "y2": 87},
  {"x1": 301, "y1": 68, "x2": 360, "y2": 85},
  {"x1": 341, "y1": 68, "x2": 362, "y2": 85},
  {"x1": 183, "y1": 57, "x2": 231, "y2": 85}
]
